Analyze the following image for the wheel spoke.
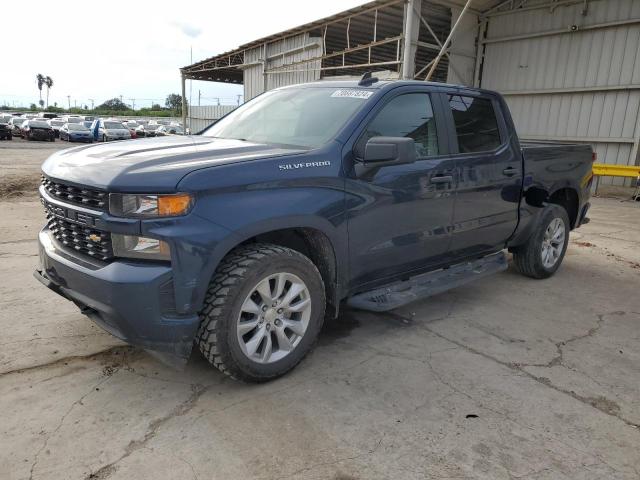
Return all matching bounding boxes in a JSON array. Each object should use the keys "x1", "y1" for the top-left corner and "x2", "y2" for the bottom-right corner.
[
  {"x1": 282, "y1": 319, "x2": 306, "y2": 337},
  {"x1": 552, "y1": 229, "x2": 564, "y2": 242},
  {"x1": 255, "y1": 278, "x2": 273, "y2": 305},
  {"x1": 260, "y1": 333, "x2": 273, "y2": 362},
  {"x1": 237, "y1": 318, "x2": 259, "y2": 335},
  {"x1": 286, "y1": 297, "x2": 310, "y2": 313},
  {"x1": 275, "y1": 327, "x2": 294, "y2": 352},
  {"x1": 281, "y1": 282, "x2": 306, "y2": 308},
  {"x1": 241, "y1": 297, "x2": 262, "y2": 315},
  {"x1": 273, "y1": 273, "x2": 287, "y2": 301},
  {"x1": 245, "y1": 326, "x2": 267, "y2": 356}
]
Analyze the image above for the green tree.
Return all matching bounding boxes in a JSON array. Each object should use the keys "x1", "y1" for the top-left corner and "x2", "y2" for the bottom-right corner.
[
  {"x1": 44, "y1": 76, "x2": 54, "y2": 107},
  {"x1": 36, "y1": 73, "x2": 45, "y2": 105},
  {"x1": 152, "y1": 103, "x2": 163, "y2": 110},
  {"x1": 97, "y1": 98, "x2": 128, "y2": 111},
  {"x1": 30, "y1": 103, "x2": 37, "y2": 111},
  {"x1": 165, "y1": 93, "x2": 185, "y2": 115}
]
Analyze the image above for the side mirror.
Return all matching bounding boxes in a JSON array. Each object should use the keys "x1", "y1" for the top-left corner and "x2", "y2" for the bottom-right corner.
[{"x1": 362, "y1": 136, "x2": 416, "y2": 166}]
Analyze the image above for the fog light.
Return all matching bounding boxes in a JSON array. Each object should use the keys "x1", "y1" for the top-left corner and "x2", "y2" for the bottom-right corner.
[{"x1": 112, "y1": 234, "x2": 170, "y2": 261}]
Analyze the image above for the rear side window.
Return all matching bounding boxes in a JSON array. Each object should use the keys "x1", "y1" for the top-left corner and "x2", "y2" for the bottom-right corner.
[
  {"x1": 448, "y1": 95, "x2": 501, "y2": 153},
  {"x1": 362, "y1": 93, "x2": 439, "y2": 158}
]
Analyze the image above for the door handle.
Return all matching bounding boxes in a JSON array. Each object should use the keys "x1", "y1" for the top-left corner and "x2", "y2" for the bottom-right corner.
[
  {"x1": 430, "y1": 175, "x2": 453, "y2": 184},
  {"x1": 502, "y1": 167, "x2": 519, "y2": 177}
]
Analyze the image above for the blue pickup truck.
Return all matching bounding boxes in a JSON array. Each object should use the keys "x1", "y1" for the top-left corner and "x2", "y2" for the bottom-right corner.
[{"x1": 35, "y1": 78, "x2": 594, "y2": 382}]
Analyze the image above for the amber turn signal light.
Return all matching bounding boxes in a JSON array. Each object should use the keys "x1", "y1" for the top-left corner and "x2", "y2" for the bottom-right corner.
[{"x1": 158, "y1": 194, "x2": 193, "y2": 216}]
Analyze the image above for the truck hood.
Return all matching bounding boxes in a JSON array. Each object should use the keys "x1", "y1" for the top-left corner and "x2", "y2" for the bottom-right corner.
[{"x1": 41, "y1": 135, "x2": 306, "y2": 192}]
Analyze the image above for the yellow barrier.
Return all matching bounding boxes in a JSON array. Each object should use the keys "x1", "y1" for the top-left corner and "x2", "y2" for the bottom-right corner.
[
  {"x1": 592, "y1": 163, "x2": 640, "y2": 178},
  {"x1": 592, "y1": 163, "x2": 640, "y2": 199}
]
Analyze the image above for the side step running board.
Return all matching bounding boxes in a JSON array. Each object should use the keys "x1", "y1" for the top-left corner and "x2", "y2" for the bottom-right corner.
[{"x1": 347, "y1": 251, "x2": 508, "y2": 312}]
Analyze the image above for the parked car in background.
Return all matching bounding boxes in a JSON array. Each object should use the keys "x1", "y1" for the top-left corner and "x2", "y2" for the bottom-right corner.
[
  {"x1": 22, "y1": 119, "x2": 55, "y2": 141},
  {"x1": 0, "y1": 117, "x2": 12, "y2": 140},
  {"x1": 157, "y1": 125, "x2": 184, "y2": 135},
  {"x1": 65, "y1": 116, "x2": 83, "y2": 124},
  {"x1": 134, "y1": 124, "x2": 147, "y2": 137},
  {"x1": 144, "y1": 123, "x2": 161, "y2": 137},
  {"x1": 60, "y1": 123, "x2": 93, "y2": 143},
  {"x1": 48, "y1": 119, "x2": 65, "y2": 138},
  {"x1": 37, "y1": 112, "x2": 58, "y2": 120},
  {"x1": 83, "y1": 120, "x2": 93, "y2": 129},
  {"x1": 8, "y1": 117, "x2": 24, "y2": 136},
  {"x1": 90, "y1": 119, "x2": 131, "y2": 142},
  {"x1": 123, "y1": 121, "x2": 138, "y2": 139}
]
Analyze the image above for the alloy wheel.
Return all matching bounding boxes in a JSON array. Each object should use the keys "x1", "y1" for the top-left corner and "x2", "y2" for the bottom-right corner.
[
  {"x1": 541, "y1": 217, "x2": 565, "y2": 269},
  {"x1": 236, "y1": 272, "x2": 311, "y2": 364}
]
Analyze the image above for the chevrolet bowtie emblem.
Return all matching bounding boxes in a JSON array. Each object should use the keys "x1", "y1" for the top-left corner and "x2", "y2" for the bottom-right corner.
[{"x1": 88, "y1": 234, "x2": 101, "y2": 242}]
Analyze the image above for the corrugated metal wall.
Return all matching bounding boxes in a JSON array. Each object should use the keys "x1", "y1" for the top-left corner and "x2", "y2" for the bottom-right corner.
[
  {"x1": 481, "y1": 0, "x2": 640, "y2": 185},
  {"x1": 188, "y1": 105, "x2": 237, "y2": 133},
  {"x1": 244, "y1": 33, "x2": 322, "y2": 101}
]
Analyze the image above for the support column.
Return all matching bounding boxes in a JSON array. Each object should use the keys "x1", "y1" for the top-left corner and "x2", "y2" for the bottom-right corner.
[
  {"x1": 181, "y1": 72, "x2": 187, "y2": 132},
  {"x1": 425, "y1": 0, "x2": 473, "y2": 81},
  {"x1": 401, "y1": 0, "x2": 422, "y2": 79}
]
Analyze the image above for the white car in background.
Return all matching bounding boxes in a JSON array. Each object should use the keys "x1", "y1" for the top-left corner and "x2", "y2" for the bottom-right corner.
[
  {"x1": 8, "y1": 117, "x2": 25, "y2": 136},
  {"x1": 157, "y1": 125, "x2": 184, "y2": 135},
  {"x1": 91, "y1": 119, "x2": 131, "y2": 142}
]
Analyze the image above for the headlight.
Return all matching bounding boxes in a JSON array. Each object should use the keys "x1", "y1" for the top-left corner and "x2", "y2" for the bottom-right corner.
[
  {"x1": 112, "y1": 234, "x2": 170, "y2": 261},
  {"x1": 109, "y1": 193, "x2": 193, "y2": 217}
]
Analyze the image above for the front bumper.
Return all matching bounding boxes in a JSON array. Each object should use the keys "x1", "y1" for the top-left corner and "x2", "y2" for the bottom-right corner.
[
  {"x1": 35, "y1": 229, "x2": 201, "y2": 360},
  {"x1": 69, "y1": 135, "x2": 93, "y2": 142}
]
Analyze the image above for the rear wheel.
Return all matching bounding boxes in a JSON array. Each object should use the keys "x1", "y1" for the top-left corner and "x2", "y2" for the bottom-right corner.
[
  {"x1": 512, "y1": 204, "x2": 570, "y2": 279},
  {"x1": 196, "y1": 243, "x2": 326, "y2": 382}
]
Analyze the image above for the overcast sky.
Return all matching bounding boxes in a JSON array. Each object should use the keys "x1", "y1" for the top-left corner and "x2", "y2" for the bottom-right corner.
[{"x1": 2, "y1": 0, "x2": 367, "y2": 110}]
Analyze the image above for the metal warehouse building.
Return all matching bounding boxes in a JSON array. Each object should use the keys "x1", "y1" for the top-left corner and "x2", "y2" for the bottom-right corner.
[{"x1": 181, "y1": 0, "x2": 640, "y2": 186}]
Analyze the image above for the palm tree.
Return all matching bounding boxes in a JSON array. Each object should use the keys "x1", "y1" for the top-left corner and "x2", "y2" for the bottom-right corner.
[
  {"x1": 44, "y1": 76, "x2": 53, "y2": 108},
  {"x1": 36, "y1": 74, "x2": 45, "y2": 106}
]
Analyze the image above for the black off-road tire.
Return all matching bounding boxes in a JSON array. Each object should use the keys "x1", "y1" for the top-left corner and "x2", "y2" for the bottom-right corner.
[
  {"x1": 512, "y1": 204, "x2": 570, "y2": 279},
  {"x1": 196, "y1": 243, "x2": 326, "y2": 382}
]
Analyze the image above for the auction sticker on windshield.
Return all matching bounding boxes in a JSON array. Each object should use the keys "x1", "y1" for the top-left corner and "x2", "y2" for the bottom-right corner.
[{"x1": 331, "y1": 89, "x2": 374, "y2": 99}]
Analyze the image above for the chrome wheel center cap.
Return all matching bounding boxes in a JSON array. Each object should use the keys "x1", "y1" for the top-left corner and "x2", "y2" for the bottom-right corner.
[{"x1": 264, "y1": 308, "x2": 278, "y2": 323}]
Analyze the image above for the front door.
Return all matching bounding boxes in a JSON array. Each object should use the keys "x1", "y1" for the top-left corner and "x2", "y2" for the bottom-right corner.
[{"x1": 345, "y1": 89, "x2": 457, "y2": 290}]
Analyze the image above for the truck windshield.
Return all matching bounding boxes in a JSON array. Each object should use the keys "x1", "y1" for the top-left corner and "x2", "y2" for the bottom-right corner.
[{"x1": 202, "y1": 87, "x2": 372, "y2": 148}]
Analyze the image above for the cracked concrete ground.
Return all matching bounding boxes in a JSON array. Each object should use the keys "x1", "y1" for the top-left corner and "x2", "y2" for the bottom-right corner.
[{"x1": 1, "y1": 178, "x2": 639, "y2": 478}]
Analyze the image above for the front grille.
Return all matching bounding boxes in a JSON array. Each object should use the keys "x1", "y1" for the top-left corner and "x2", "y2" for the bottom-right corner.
[
  {"x1": 41, "y1": 176, "x2": 107, "y2": 211},
  {"x1": 46, "y1": 213, "x2": 113, "y2": 262}
]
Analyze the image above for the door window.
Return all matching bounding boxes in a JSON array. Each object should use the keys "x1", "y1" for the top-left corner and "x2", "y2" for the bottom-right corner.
[
  {"x1": 448, "y1": 95, "x2": 502, "y2": 153},
  {"x1": 362, "y1": 93, "x2": 439, "y2": 158}
]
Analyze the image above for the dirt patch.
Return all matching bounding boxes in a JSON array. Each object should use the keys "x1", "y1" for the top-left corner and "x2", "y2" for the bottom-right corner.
[
  {"x1": 0, "y1": 174, "x2": 40, "y2": 198},
  {"x1": 574, "y1": 241, "x2": 595, "y2": 247}
]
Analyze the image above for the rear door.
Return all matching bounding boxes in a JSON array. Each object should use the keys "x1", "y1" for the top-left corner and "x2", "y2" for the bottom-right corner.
[
  {"x1": 443, "y1": 92, "x2": 522, "y2": 258},
  {"x1": 345, "y1": 87, "x2": 457, "y2": 289}
]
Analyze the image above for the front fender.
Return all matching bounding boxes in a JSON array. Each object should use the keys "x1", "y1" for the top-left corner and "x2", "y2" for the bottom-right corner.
[{"x1": 174, "y1": 146, "x2": 348, "y2": 314}]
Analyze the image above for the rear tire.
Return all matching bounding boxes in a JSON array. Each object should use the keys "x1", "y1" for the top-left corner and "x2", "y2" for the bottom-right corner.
[
  {"x1": 512, "y1": 204, "x2": 570, "y2": 279},
  {"x1": 196, "y1": 243, "x2": 326, "y2": 382}
]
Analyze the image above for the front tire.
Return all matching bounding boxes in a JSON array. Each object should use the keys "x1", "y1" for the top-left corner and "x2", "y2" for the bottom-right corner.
[
  {"x1": 196, "y1": 243, "x2": 326, "y2": 382},
  {"x1": 512, "y1": 204, "x2": 570, "y2": 279}
]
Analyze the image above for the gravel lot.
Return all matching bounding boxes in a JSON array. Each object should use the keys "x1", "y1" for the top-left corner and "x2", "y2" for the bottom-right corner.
[{"x1": 1, "y1": 142, "x2": 639, "y2": 480}]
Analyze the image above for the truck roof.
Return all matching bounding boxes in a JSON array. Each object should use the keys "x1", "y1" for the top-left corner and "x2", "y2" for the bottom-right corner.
[{"x1": 278, "y1": 78, "x2": 498, "y2": 97}]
